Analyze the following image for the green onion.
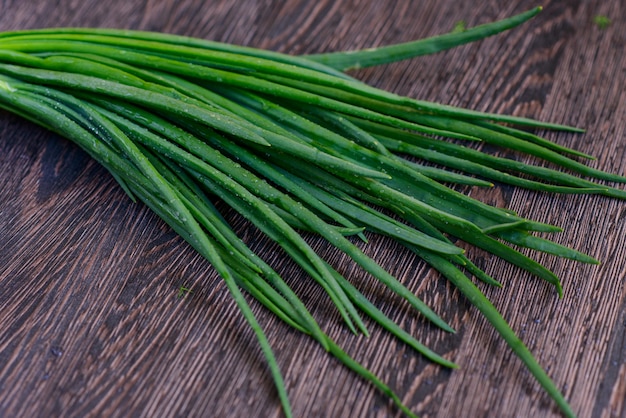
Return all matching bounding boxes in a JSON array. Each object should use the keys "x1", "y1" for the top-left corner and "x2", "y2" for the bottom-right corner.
[{"x1": 0, "y1": 7, "x2": 619, "y2": 418}]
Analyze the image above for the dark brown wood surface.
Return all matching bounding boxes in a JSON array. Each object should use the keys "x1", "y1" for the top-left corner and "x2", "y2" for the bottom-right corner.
[{"x1": 1, "y1": 1, "x2": 625, "y2": 417}]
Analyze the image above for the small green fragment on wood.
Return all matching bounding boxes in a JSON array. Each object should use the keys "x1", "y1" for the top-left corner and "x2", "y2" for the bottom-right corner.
[
  {"x1": 593, "y1": 15, "x2": 611, "y2": 30},
  {"x1": 177, "y1": 285, "x2": 193, "y2": 299},
  {"x1": 451, "y1": 20, "x2": 467, "y2": 34}
]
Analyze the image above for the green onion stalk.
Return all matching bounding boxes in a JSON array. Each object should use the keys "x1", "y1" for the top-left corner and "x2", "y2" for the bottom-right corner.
[{"x1": 0, "y1": 7, "x2": 620, "y2": 418}]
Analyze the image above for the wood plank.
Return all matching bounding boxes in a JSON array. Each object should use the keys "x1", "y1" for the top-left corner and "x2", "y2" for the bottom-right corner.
[{"x1": 0, "y1": 1, "x2": 624, "y2": 417}]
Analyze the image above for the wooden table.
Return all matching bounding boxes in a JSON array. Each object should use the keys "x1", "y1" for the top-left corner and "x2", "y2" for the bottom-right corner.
[{"x1": 1, "y1": 1, "x2": 624, "y2": 417}]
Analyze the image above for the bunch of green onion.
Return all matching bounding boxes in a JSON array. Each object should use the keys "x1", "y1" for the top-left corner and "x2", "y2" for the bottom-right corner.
[{"x1": 0, "y1": 7, "x2": 622, "y2": 418}]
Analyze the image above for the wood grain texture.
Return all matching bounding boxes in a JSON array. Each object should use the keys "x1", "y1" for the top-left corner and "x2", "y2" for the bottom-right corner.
[{"x1": 0, "y1": 1, "x2": 625, "y2": 417}]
